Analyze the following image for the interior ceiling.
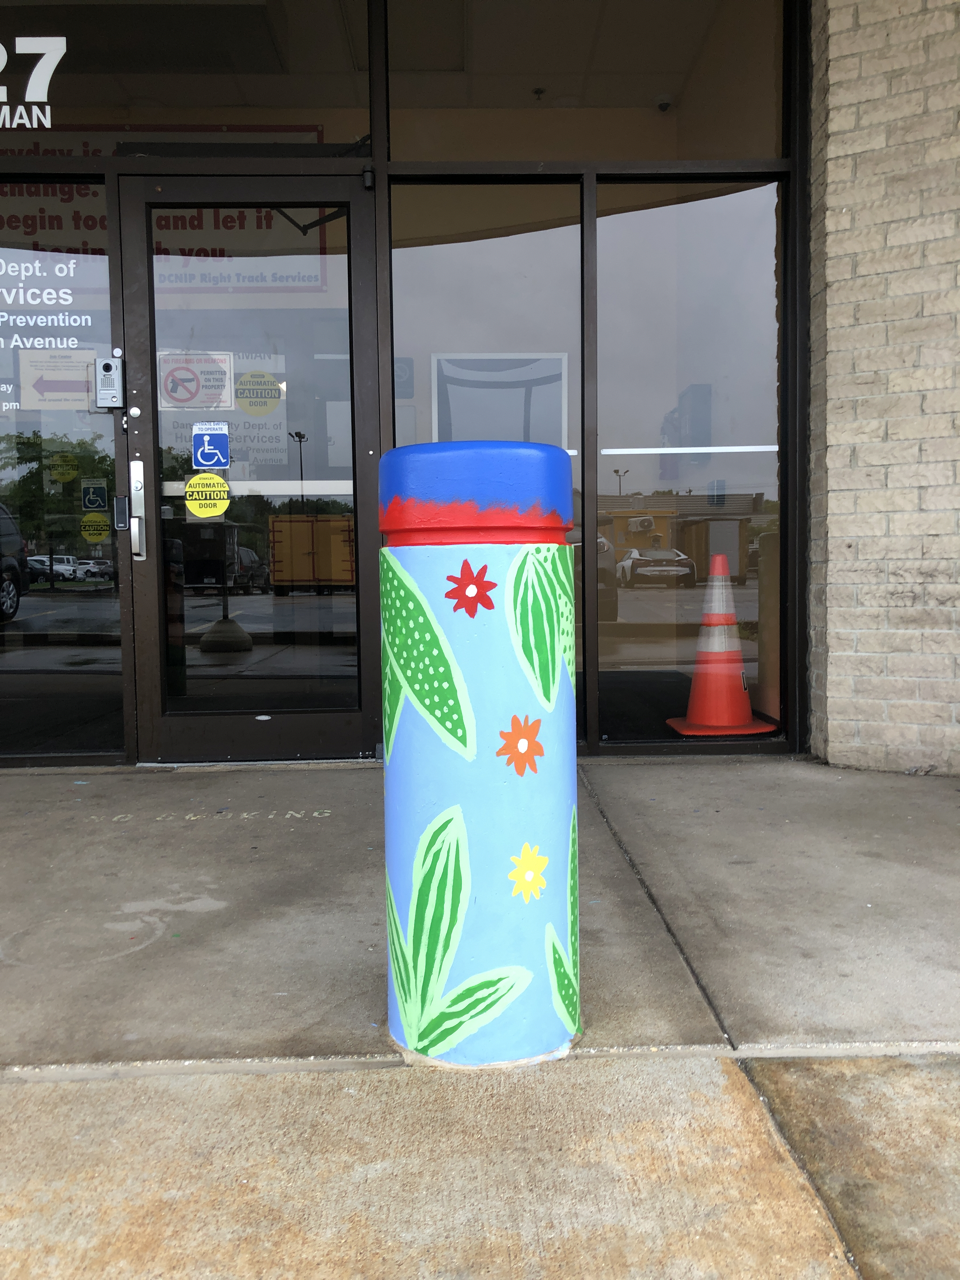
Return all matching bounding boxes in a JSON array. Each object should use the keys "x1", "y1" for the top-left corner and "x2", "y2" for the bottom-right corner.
[
  {"x1": 0, "y1": 0, "x2": 722, "y2": 111},
  {"x1": 388, "y1": 0, "x2": 726, "y2": 108}
]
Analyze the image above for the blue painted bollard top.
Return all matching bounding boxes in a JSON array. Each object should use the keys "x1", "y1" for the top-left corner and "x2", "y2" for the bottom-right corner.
[{"x1": 379, "y1": 441, "x2": 580, "y2": 1065}]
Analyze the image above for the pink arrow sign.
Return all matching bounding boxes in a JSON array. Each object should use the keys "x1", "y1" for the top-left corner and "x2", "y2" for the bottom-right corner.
[{"x1": 33, "y1": 375, "x2": 88, "y2": 396}]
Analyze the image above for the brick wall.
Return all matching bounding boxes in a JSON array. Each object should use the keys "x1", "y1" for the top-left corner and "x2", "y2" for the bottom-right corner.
[{"x1": 810, "y1": 0, "x2": 960, "y2": 774}]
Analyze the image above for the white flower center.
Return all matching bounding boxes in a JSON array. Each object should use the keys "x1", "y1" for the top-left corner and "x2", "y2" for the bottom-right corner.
[
  {"x1": 465, "y1": 584, "x2": 478, "y2": 597},
  {"x1": 517, "y1": 738, "x2": 528, "y2": 753},
  {"x1": 525, "y1": 870, "x2": 534, "y2": 881}
]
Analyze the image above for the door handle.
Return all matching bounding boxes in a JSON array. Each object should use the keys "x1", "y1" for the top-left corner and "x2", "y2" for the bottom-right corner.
[{"x1": 129, "y1": 460, "x2": 146, "y2": 561}]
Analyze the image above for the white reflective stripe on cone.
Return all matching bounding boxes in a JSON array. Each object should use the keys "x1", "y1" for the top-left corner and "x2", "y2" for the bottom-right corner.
[
  {"x1": 696, "y1": 624, "x2": 742, "y2": 653},
  {"x1": 703, "y1": 571, "x2": 735, "y2": 618}
]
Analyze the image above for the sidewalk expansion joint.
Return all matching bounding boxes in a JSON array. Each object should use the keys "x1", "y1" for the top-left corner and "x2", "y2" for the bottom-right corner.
[
  {"x1": 5, "y1": 1042, "x2": 959, "y2": 1084},
  {"x1": 577, "y1": 763, "x2": 737, "y2": 1050}
]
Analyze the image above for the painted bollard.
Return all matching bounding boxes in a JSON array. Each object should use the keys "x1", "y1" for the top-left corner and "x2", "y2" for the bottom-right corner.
[{"x1": 379, "y1": 441, "x2": 580, "y2": 1066}]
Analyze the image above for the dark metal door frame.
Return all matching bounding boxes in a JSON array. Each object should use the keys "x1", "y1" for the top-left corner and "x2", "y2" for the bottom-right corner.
[{"x1": 117, "y1": 173, "x2": 382, "y2": 763}]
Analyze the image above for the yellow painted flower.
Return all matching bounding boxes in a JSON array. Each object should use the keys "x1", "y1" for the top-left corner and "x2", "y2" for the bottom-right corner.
[{"x1": 508, "y1": 842, "x2": 549, "y2": 903}]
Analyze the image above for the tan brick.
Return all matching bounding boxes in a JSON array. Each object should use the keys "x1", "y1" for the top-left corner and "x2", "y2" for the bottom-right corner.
[
  {"x1": 923, "y1": 191, "x2": 960, "y2": 215},
  {"x1": 828, "y1": 421, "x2": 888, "y2": 444},
  {"x1": 924, "y1": 236, "x2": 960, "y2": 265},
  {"x1": 827, "y1": 275, "x2": 889, "y2": 303},
  {"x1": 925, "y1": 137, "x2": 960, "y2": 164},
  {"x1": 886, "y1": 314, "x2": 956, "y2": 344},
  {"x1": 924, "y1": 585, "x2": 960, "y2": 608},
  {"x1": 853, "y1": 392, "x2": 922, "y2": 417},
  {"x1": 857, "y1": 582, "x2": 924, "y2": 607},
  {"x1": 852, "y1": 244, "x2": 925, "y2": 276},
  {"x1": 827, "y1": 125, "x2": 889, "y2": 158},
  {"x1": 923, "y1": 389, "x2": 960, "y2": 413},
  {"x1": 887, "y1": 652, "x2": 955, "y2": 677},
  {"x1": 825, "y1": 720, "x2": 859, "y2": 745},
  {"x1": 922, "y1": 631, "x2": 960, "y2": 654},
  {"x1": 886, "y1": 700, "x2": 955, "y2": 724},
  {"x1": 831, "y1": 512, "x2": 889, "y2": 537},
  {"x1": 855, "y1": 141, "x2": 927, "y2": 178},
  {"x1": 853, "y1": 677, "x2": 919, "y2": 699},
  {"x1": 922, "y1": 535, "x2": 960, "y2": 557},
  {"x1": 855, "y1": 296, "x2": 921, "y2": 325},
  {"x1": 885, "y1": 461, "x2": 955, "y2": 486},
  {"x1": 859, "y1": 721, "x2": 920, "y2": 745},
  {"x1": 831, "y1": 76, "x2": 894, "y2": 108},
  {"x1": 922, "y1": 288, "x2": 960, "y2": 314},
  {"x1": 829, "y1": 697, "x2": 888, "y2": 721},
  {"x1": 886, "y1": 366, "x2": 957, "y2": 392},
  {"x1": 889, "y1": 559, "x2": 957, "y2": 582},
  {"x1": 828, "y1": 743, "x2": 889, "y2": 768},
  {"x1": 856, "y1": 488, "x2": 919, "y2": 512},
  {"x1": 887, "y1": 111, "x2": 959, "y2": 148},
  {"x1": 857, "y1": 536, "x2": 924, "y2": 557},
  {"x1": 857, "y1": 92, "x2": 925, "y2": 129},
  {"x1": 920, "y1": 438, "x2": 960, "y2": 461},
  {"x1": 887, "y1": 414, "x2": 956, "y2": 440},
  {"x1": 861, "y1": 41, "x2": 928, "y2": 79},
  {"x1": 886, "y1": 212, "x2": 958, "y2": 245},
  {"x1": 889, "y1": 510, "x2": 957, "y2": 535},
  {"x1": 855, "y1": 440, "x2": 920, "y2": 465},
  {"x1": 827, "y1": 653, "x2": 887, "y2": 677},
  {"x1": 857, "y1": 628, "x2": 924, "y2": 653},
  {"x1": 827, "y1": 558, "x2": 888, "y2": 581},
  {"x1": 826, "y1": 465, "x2": 888, "y2": 489},
  {"x1": 917, "y1": 678, "x2": 960, "y2": 701},
  {"x1": 886, "y1": 265, "x2": 957, "y2": 296},
  {"x1": 884, "y1": 163, "x2": 958, "y2": 197},
  {"x1": 827, "y1": 320, "x2": 888, "y2": 350},
  {"x1": 854, "y1": 345, "x2": 919, "y2": 373}
]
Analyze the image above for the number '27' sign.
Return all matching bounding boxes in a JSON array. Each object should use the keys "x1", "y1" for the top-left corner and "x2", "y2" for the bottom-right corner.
[{"x1": 0, "y1": 37, "x2": 66, "y2": 130}]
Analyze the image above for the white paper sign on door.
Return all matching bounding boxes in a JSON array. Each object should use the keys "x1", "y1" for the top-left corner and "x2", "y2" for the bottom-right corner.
[{"x1": 157, "y1": 351, "x2": 234, "y2": 410}]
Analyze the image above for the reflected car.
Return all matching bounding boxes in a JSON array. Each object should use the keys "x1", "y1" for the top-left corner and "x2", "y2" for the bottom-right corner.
[
  {"x1": 617, "y1": 547, "x2": 697, "y2": 588},
  {"x1": 236, "y1": 546, "x2": 270, "y2": 595},
  {"x1": 28, "y1": 555, "x2": 85, "y2": 582},
  {"x1": 0, "y1": 502, "x2": 27, "y2": 622},
  {"x1": 78, "y1": 559, "x2": 112, "y2": 580}
]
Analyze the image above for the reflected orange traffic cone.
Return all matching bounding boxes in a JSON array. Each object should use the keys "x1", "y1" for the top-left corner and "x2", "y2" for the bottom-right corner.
[{"x1": 667, "y1": 553, "x2": 776, "y2": 737}]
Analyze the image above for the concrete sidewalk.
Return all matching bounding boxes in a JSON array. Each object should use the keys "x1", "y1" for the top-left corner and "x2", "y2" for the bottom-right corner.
[{"x1": 2, "y1": 757, "x2": 959, "y2": 1277}]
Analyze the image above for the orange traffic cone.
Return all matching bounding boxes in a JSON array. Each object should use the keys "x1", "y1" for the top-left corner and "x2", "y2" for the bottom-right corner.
[{"x1": 667, "y1": 553, "x2": 776, "y2": 737}]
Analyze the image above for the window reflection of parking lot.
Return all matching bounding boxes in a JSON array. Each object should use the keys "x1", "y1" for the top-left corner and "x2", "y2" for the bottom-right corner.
[{"x1": 601, "y1": 582, "x2": 759, "y2": 671}]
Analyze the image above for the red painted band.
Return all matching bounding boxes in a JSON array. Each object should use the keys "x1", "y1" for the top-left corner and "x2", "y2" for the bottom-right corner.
[
  {"x1": 701, "y1": 613, "x2": 738, "y2": 625},
  {"x1": 385, "y1": 527, "x2": 569, "y2": 546},
  {"x1": 379, "y1": 495, "x2": 572, "y2": 545}
]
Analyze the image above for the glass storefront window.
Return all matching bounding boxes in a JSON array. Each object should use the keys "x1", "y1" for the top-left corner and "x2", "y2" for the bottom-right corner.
[
  {"x1": 154, "y1": 205, "x2": 358, "y2": 713},
  {"x1": 390, "y1": 183, "x2": 585, "y2": 713},
  {"x1": 0, "y1": 189, "x2": 121, "y2": 753},
  {"x1": 597, "y1": 183, "x2": 781, "y2": 740},
  {"x1": 388, "y1": 0, "x2": 782, "y2": 161}
]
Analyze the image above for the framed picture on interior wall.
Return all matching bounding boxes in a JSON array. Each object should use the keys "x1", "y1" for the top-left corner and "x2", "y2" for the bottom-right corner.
[{"x1": 431, "y1": 354, "x2": 568, "y2": 449}]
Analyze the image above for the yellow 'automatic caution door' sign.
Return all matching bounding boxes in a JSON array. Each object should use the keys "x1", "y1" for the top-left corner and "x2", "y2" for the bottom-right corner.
[{"x1": 184, "y1": 472, "x2": 230, "y2": 519}]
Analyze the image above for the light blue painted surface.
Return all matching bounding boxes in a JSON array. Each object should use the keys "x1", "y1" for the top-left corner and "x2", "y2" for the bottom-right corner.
[{"x1": 383, "y1": 541, "x2": 578, "y2": 1066}]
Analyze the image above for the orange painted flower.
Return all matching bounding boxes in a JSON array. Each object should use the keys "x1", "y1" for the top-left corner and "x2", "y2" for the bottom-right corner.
[
  {"x1": 445, "y1": 559, "x2": 497, "y2": 618},
  {"x1": 496, "y1": 714, "x2": 544, "y2": 777}
]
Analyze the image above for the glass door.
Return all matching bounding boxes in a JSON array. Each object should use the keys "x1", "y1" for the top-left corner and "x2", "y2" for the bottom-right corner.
[{"x1": 118, "y1": 176, "x2": 380, "y2": 762}]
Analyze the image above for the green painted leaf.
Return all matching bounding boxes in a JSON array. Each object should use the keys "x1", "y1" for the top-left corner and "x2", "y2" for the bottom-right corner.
[
  {"x1": 506, "y1": 544, "x2": 574, "y2": 710},
  {"x1": 380, "y1": 549, "x2": 476, "y2": 760},
  {"x1": 385, "y1": 806, "x2": 534, "y2": 1057},
  {"x1": 545, "y1": 923, "x2": 580, "y2": 1036},
  {"x1": 381, "y1": 632, "x2": 405, "y2": 763},
  {"x1": 551, "y1": 544, "x2": 577, "y2": 696},
  {"x1": 408, "y1": 805, "x2": 470, "y2": 1021},
  {"x1": 568, "y1": 805, "x2": 580, "y2": 989},
  {"x1": 417, "y1": 967, "x2": 532, "y2": 1057},
  {"x1": 385, "y1": 872, "x2": 414, "y2": 1040}
]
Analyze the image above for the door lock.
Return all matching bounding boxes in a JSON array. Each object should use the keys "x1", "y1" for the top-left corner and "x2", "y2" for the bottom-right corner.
[{"x1": 129, "y1": 460, "x2": 146, "y2": 560}]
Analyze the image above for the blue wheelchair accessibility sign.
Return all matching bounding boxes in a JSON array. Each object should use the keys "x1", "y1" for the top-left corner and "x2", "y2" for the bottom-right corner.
[
  {"x1": 81, "y1": 479, "x2": 108, "y2": 512},
  {"x1": 192, "y1": 422, "x2": 230, "y2": 470}
]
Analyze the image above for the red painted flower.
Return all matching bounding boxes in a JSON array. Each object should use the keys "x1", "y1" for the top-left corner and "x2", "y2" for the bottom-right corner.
[
  {"x1": 497, "y1": 715, "x2": 544, "y2": 777},
  {"x1": 445, "y1": 559, "x2": 497, "y2": 618}
]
